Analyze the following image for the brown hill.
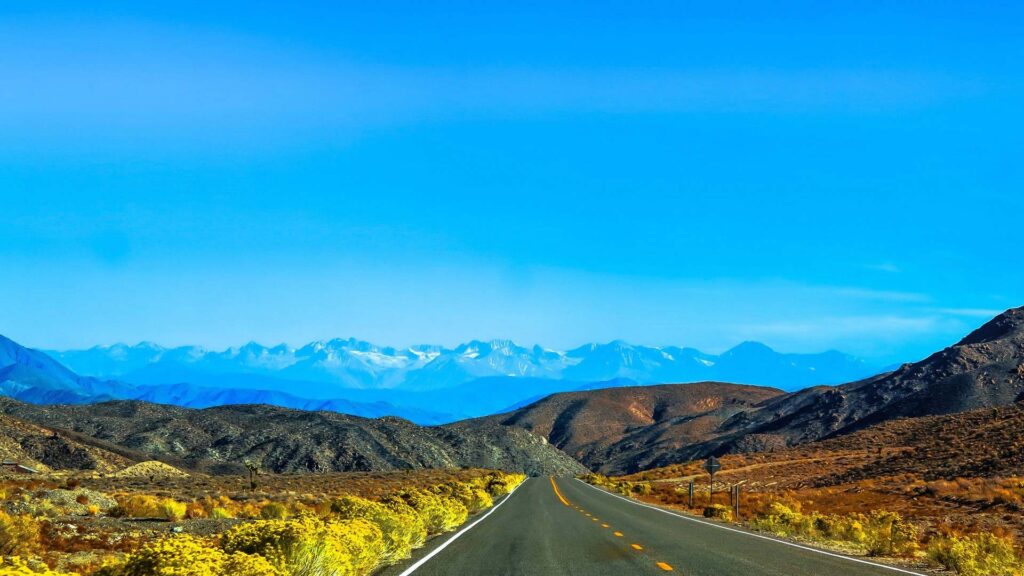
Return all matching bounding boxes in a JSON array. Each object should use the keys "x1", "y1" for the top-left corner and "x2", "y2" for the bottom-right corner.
[
  {"x1": 484, "y1": 382, "x2": 783, "y2": 473},
  {"x1": 707, "y1": 306, "x2": 1024, "y2": 450},
  {"x1": 0, "y1": 398, "x2": 587, "y2": 476},
  {"x1": 812, "y1": 400, "x2": 1024, "y2": 483},
  {"x1": 627, "y1": 400, "x2": 1024, "y2": 488},
  {"x1": 494, "y1": 307, "x2": 1024, "y2": 474}
]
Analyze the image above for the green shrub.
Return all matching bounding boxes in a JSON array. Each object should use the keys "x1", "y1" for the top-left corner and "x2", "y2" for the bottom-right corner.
[
  {"x1": 260, "y1": 502, "x2": 289, "y2": 520},
  {"x1": 158, "y1": 498, "x2": 187, "y2": 522},
  {"x1": 210, "y1": 507, "x2": 232, "y2": 519}
]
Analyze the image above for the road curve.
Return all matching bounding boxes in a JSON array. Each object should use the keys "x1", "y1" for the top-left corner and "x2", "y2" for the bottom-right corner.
[{"x1": 379, "y1": 477, "x2": 926, "y2": 576}]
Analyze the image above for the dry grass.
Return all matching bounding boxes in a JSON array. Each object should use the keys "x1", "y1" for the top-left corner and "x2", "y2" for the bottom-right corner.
[{"x1": 592, "y1": 445, "x2": 1024, "y2": 574}]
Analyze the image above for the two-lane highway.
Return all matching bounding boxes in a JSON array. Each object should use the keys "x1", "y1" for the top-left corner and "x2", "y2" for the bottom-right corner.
[{"x1": 380, "y1": 477, "x2": 927, "y2": 576}]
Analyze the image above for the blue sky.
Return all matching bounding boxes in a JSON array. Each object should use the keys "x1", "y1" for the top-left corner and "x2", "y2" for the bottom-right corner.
[{"x1": 1, "y1": 2, "x2": 1021, "y2": 362}]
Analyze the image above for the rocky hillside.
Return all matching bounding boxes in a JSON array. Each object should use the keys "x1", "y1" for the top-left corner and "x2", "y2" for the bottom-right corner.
[
  {"x1": 711, "y1": 306, "x2": 1024, "y2": 448},
  {"x1": 810, "y1": 399, "x2": 1024, "y2": 483},
  {"x1": 0, "y1": 413, "x2": 132, "y2": 473},
  {"x1": 0, "y1": 398, "x2": 587, "y2": 476},
  {"x1": 494, "y1": 307, "x2": 1024, "y2": 474},
  {"x1": 484, "y1": 382, "x2": 783, "y2": 473}
]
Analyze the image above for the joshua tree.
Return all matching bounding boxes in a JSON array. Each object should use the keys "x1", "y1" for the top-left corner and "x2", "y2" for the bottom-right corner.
[{"x1": 244, "y1": 459, "x2": 260, "y2": 490}]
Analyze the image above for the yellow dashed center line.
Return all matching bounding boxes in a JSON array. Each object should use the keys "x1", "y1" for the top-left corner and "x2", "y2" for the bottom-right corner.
[
  {"x1": 549, "y1": 477, "x2": 570, "y2": 506},
  {"x1": 551, "y1": 478, "x2": 678, "y2": 574}
]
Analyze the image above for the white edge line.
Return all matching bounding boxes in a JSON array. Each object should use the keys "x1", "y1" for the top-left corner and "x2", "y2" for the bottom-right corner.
[
  {"x1": 575, "y1": 479, "x2": 928, "y2": 576},
  {"x1": 396, "y1": 478, "x2": 527, "y2": 576}
]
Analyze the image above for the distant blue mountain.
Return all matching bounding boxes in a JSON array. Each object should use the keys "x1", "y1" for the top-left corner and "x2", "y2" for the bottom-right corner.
[
  {"x1": 0, "y1": 334, "x2": 888, "y2": 424},
  {"x1": 0, "y1": 334, "x2": 134, "y2": 403},
  {"x1": 0, "y1": 334, "x2": 449, "y2": 423},
  {"x1": 32, "y1": 336, "x2": 889, "y2": 423},
  {"x1": 50, "y1": 337, "x2": 882, "y2": 395},
  {"x1": 127, "y1": 383, "x2": 451, "y2": 424}
]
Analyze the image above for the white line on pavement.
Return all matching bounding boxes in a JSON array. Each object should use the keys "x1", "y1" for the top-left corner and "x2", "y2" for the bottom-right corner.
[
  {"x1": 575, "y1": 479, "x2": 928, "y2": 576},
  {"x1": 397, "y1": 478, "x2": 528, "y2": 576}
]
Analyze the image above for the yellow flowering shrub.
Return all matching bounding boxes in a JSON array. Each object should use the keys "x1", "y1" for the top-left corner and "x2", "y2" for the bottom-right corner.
[
  {"x1": 221, "y1": 552, "x2": 287, "y2": 576},
  {"x1": 862, "y1": 510, "x2": 918, "y2": 557},
  {"x1": 222, "y1": 516, "x2": 385, "y2": 576},
  {"x1": 432, "y1": 482, "x2": 493, "y2": 514},
  {"x1": 399, "y1": 490, "x2": 467, "y2": 535},
  {"x1": 331, "y1": 495, "x2": 426, "y2": 562},
  {"x1": 101, "y1": 534, "x2": 282, "y2": 576},
  {"x1": 0, "y1": 557, "x2": 79, "y2": 576},
  {"x1": 484, "y1": 472, "x2": 525, "y2": 497},
  {"x1": 750, "y1": 503, "x2": 917, "y2": 557},
  {"x1": 113, "y1": 495, "x2": 161, "y2": 519},
  {"x1": 321, "y1": 519, "x2": 386, "y2": 575},
  {"x1": 0, "y1": 511, "x2": 41, "y2": 556},
  {"x1": 928, "y1": 533, "x2": 1023, "y2": 576}
]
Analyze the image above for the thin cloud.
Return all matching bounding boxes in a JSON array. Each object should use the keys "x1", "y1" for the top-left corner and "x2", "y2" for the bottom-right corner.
[
  {"x1": 935, "y1": 307, "x2": 1005, "y2": 318},
  {"x1": 735, "y1": 315, "x2": 939, "y2": 340},
  {"x1": 865, "y1": 263, "x2": 901, "y2": 273}
]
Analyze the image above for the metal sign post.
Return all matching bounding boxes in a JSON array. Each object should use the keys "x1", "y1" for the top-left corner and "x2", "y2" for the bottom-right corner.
[{"x1": 704, "y1": 456, "x2": 721, "y2": 505}]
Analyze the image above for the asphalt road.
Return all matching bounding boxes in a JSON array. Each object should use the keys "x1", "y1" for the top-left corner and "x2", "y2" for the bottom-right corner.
[{"x1": 379, "y1": 477, "x2": 927, "y2": 576}]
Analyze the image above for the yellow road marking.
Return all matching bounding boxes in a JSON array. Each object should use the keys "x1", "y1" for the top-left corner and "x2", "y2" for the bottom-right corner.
[
  {"x1": 591, "y1": 518, "x2": 599, "y2": 522},
  {"x1": 657, "y1": 562, "x2": 674, "y2": 571},
  {"x1": 613, "y1": 531, "x2": 623, "y2": 537},
  {"x1": 601, "y1": 523, "x2": 609, "y2": 528},
  {"x1": 631, "y1": 544, "x2": 644, "y2": 551},
  {"x1": 549, "y1": 477, "x2": 570, "y2": 506}
]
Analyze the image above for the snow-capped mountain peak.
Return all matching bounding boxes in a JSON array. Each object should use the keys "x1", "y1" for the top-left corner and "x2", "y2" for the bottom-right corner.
[{"x1": 49, "y1": 337, "x2": 882, "y2": 393}]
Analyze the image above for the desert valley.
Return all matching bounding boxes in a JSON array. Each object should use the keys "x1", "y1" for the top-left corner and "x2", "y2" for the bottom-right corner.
[{"x1": 1, "y1": 308, "x2": 1023, "y2": 574}]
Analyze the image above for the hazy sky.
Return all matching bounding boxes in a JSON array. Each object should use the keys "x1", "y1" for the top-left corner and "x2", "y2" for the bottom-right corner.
[{"x1": 1, "y1": 2, "x2": 1021, "y2": 362}]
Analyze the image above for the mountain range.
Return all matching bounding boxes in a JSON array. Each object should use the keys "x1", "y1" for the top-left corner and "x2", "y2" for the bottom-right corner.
[
  {"x1": 1, "y1": 306, "x2": 1022, "y2": 478},
  {"x1": 42, "y1": 337, "x2": 881, "y2": 421},
  {"x1": 49, "y1": 338, "x2": 878, "y2": 392}
]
